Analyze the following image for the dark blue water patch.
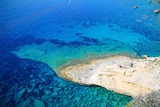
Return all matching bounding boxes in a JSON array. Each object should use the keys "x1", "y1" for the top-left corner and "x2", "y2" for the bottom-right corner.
[
  {"x1": 0, "y1": 52, "x2": 132, "y2": 107},
  {"x1": 34, "y1": 38, "x2": 47, "y2": 45},
  {"x1": 49, "y1": 39, "x2": 67, "y2": 46},
  {"x1": 68, "y1": 41, "x2": 90, "y2": 47},
  {"x1": 50, "y1": 39, "x2": 91, "y2": 47},
  {"x1": 0, "y1": 34, "x2": 128, "y2": 54},
  {"x1": 46, "y1": 32, "x2": 160, "y2": 57},
  {"x1": 0, "y1": 33, "x2": 142, "y2": 61},
  {"x1": 109, "y1": 46, "x2": 122, "y2": 52},
  {"x1": 75, "y1": 33, "x2": 84, "y2": 36},
  {"x1": 133, "y1": 41, "x2": 160, "y2": 57},
  {"x1": 0, "y1": 35, "x2": 47, "y2": 54},
  {"x1": 67, "y1": 25, "x2": 74, "y2": 29},
  {"x1": 49, "y1": 36, "x2": 100, "y2": 47},
  {"x1": 56, "y1": 30, "x2": 63, "y2": 33},
  {"x1": 48, "y1": 35, "x2": 129, "y2": 50},
  {"x1": 77, "y1": 35, "x2": 99, "y2": 43},
  {"x1": 130, "y1": 25, "x2": 160, "y2": 42},
  {"x1": 81, "y1": 23, "x2": 92, "y2": 28}
]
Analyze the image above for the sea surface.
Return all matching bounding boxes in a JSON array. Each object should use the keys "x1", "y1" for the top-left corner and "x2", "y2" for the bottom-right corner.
[{"x1": 0, "y1": 0, "x2": 160, "y2": 107}]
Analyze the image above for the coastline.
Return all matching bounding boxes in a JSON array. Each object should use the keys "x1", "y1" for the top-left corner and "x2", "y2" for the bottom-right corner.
[{"x1": 59, "y1": 55, "x2": 160, "y2": 97}]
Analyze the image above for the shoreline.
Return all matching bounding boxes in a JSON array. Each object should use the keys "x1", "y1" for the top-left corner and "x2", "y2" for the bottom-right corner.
[
  {"x1": 59, "y1": 55, "x2": 160, "y2": 97},
  {"x1": 58, "y1": 53, "x2": 138, "y2": 73}
]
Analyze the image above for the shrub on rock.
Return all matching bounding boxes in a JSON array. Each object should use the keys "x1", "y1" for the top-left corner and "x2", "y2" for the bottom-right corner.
[{"x1": 127, "y1": 90, "x2": 160, "y2": 107}]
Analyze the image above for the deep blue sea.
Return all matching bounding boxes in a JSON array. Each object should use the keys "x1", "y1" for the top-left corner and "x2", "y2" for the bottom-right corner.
[{"x1": 0, "y1": 0, "x2": 160, "y2": 107}]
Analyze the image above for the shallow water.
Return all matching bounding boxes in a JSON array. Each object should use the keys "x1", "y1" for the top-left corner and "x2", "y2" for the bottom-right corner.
[
  {"x1": 0, "y1": 0, "x2": 160, "y2": 106},
  {"x1": 0, "y1": 52, "x2": 132, "y2": 107}
]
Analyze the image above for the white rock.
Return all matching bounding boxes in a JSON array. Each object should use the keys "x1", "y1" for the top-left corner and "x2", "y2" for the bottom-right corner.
[
  {"x1": 60, "y1": 56, "x2": 160, "y2": 97},
  {"x1": 153, "y1": 9, "x2": 160, "y2": 14},
  {"x1": 142, "y1": 54, "x2": 148, "y2": 59},
  {"x1": 133, "y1": 6, "x2": 138, "y2": 9}
]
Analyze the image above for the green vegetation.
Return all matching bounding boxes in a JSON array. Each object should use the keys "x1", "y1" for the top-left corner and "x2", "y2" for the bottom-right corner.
[{"x1": 126, "y1": 90, "x2": 160, "y2": 107}]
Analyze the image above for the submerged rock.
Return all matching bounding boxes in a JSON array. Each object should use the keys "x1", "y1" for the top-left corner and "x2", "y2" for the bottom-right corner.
[
  {"x1": 68, "y1": 95, "x2": 73, "y2": 99},
  {"x1": 33, "y1": 99, "x2": 45, "y2": 107},
  {"x1": 0, "y1": 52, "x2": 131, "y2": 106},
  {"x1": 17, "y1": 99, "x2": 31, "y2": 107},
  {"x1": 17, "y1": 98, "x2": 45, "y2": 107},
  {"x1": 16, "y1": 89, "x2": 26, "y2": 100}
]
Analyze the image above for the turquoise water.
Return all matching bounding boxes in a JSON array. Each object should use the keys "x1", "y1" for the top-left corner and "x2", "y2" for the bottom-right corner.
[
  {"x1": 0, "y1": 53, "x2": 131, "y2": 107},
  {"x1": 0, "y1": 0, "x2": 160, "y2": 106}
]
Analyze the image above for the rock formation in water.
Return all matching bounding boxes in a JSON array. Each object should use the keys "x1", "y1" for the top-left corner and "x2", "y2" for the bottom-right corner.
[
  {"x1": 153, "y1": 9, "x2": 160, "y2": 13},
  {"x1": 59, "y1": 56, "x2": 160, "y2": 97},
  {"x1": 133, "y1": 6, "x2": 138, "y2": 9}
]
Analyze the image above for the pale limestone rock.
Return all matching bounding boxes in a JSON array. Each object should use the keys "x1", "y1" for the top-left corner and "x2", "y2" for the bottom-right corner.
[
  {"x1": 153, "y1": 9, "x2": 160, "y2": 14},
  {"x1": 133, "y1": 6, "x2": 138, "y2": 9},
  {"x1": 142, "y1": 54, "x2": 148, "y2": 59},
  {"x1": 59, "y1": 56, "x2": 160, "y2": 97}
]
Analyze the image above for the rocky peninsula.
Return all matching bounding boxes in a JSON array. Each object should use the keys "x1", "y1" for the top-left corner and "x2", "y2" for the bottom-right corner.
[{"x1": 59, "y1": 56, "x2": 160, "y2": 97}]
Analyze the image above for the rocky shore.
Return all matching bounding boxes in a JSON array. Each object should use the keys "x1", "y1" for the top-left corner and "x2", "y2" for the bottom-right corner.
[{"x1": 59, "y1": 55, "x2": 160, "y2": 97}]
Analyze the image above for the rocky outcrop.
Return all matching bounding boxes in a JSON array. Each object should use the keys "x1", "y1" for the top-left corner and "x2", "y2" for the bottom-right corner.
[
  {"x1": 133, "y1": 6, "x2": 138, "y2": 9},
  {"x1": 59, "y1": 56, "x2": 160, "y2": 97},
  {"x1": 153, "y1": 9, "x2": 160, "y2": 14}
]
